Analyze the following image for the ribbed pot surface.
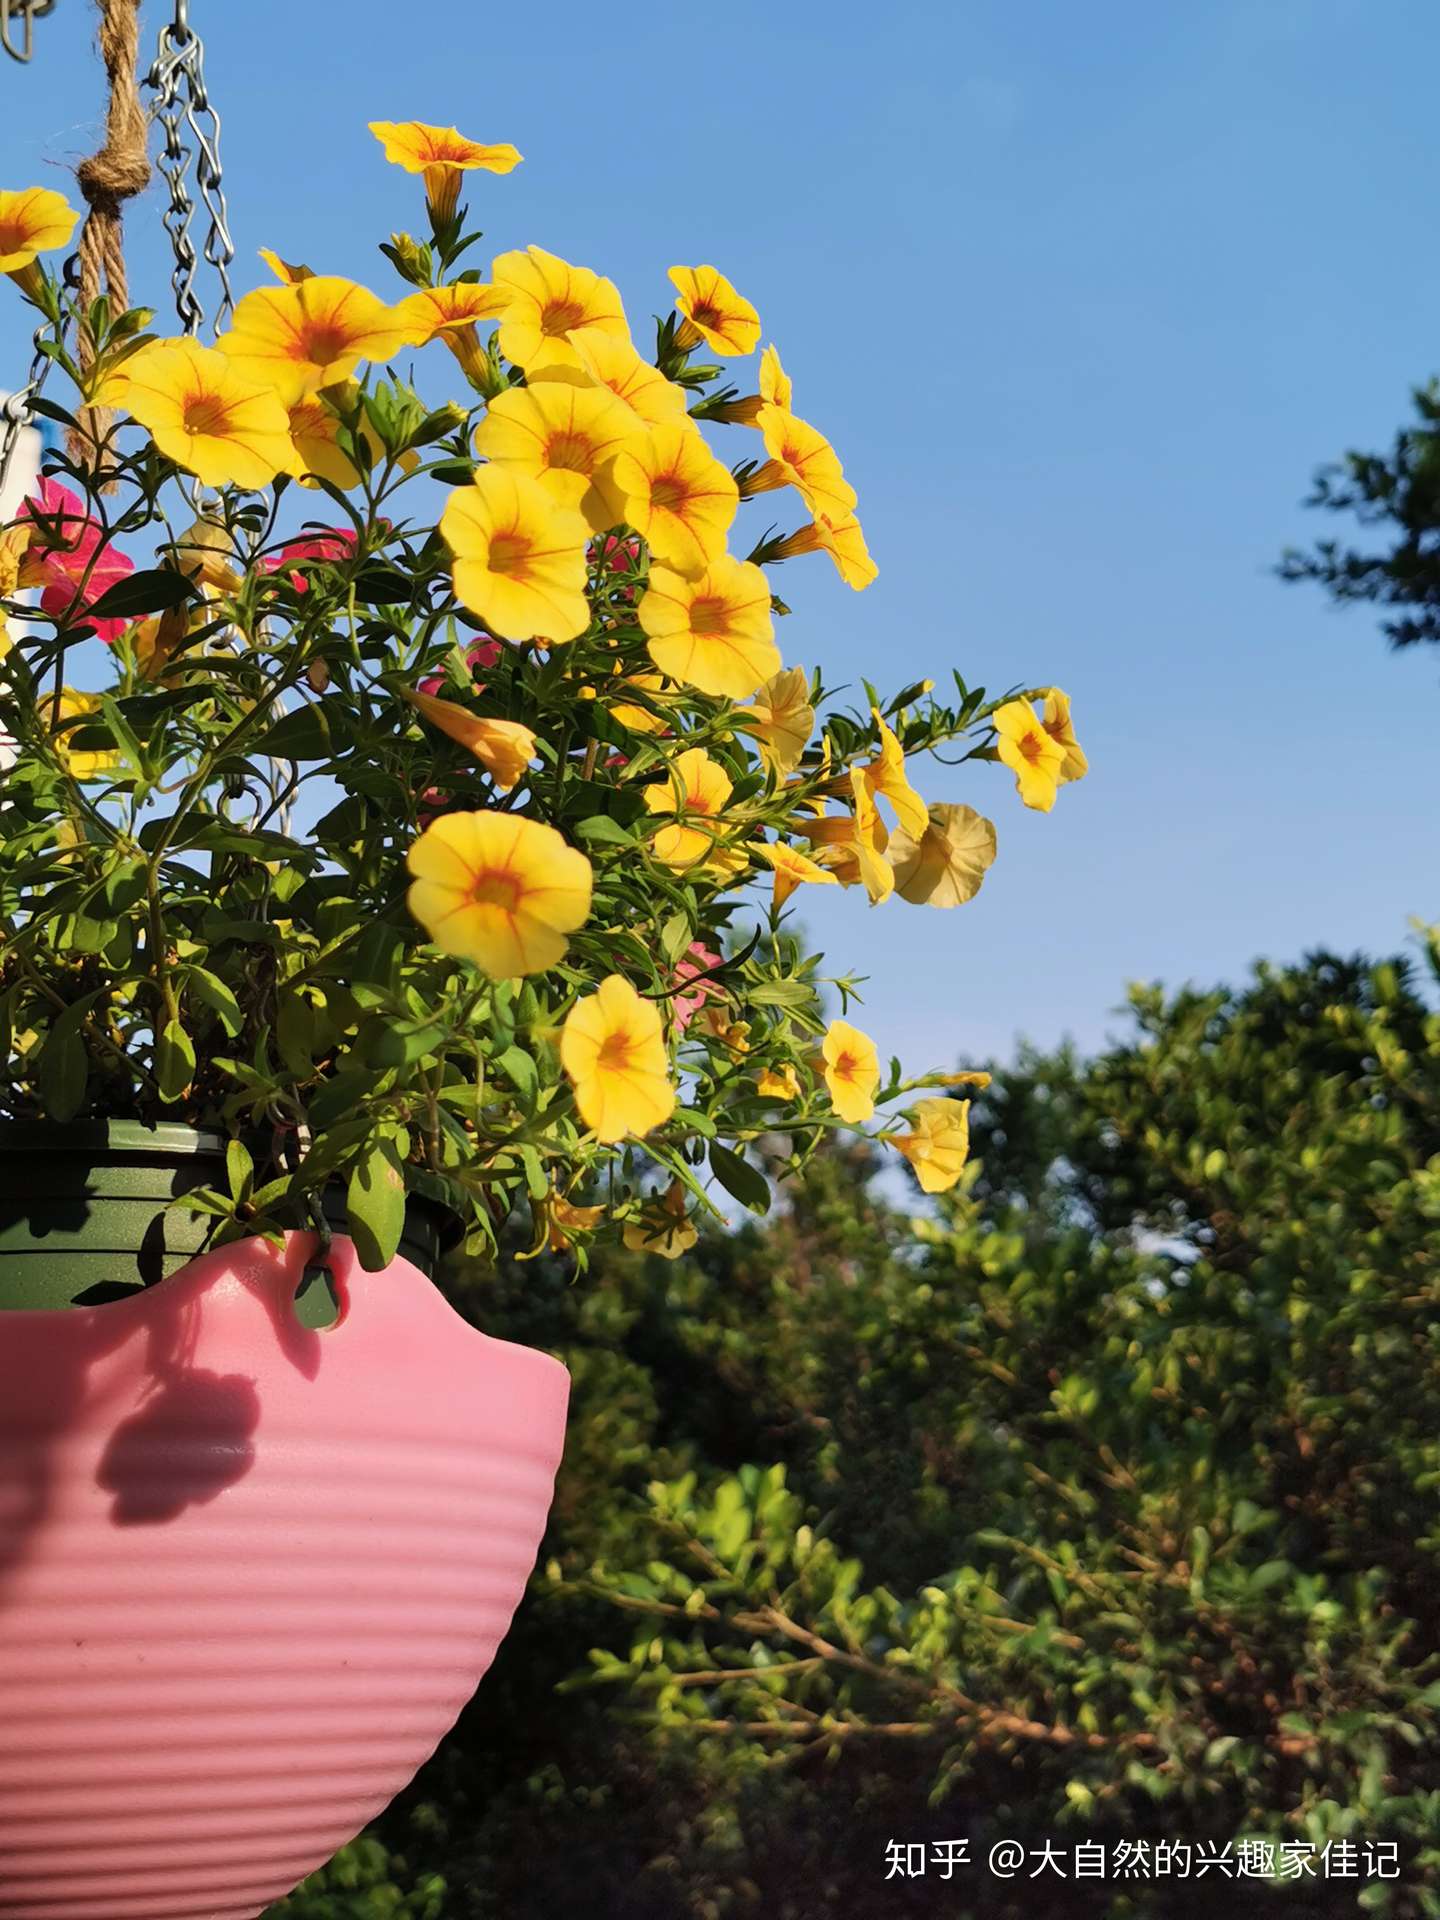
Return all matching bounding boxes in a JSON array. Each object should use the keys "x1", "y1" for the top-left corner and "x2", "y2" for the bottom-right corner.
[{"x1": 0, "y1": 1233, "x2": 570, "y2": 1920}]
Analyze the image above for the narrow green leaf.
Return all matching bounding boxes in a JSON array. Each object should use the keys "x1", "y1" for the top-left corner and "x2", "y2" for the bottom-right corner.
[
  {"x1": 346, "y1": 1135, "x2": 407, "y2": 1270},
  {"x1": 709, "y1": 1141, "x2": 771, "y2": 1216}
]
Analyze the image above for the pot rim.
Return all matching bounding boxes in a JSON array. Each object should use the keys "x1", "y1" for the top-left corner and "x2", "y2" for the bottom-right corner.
[{"x1": 0, "y1": 1119, "x2": 225, "y2": 1155}]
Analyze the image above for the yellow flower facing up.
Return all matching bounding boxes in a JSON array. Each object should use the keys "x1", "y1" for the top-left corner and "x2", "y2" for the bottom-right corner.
[
  {"x1": 0, "y1": 187, "x2": 78, "y2": 295},
  {"x1": 888, "y1": 802, "x2": 998, "y2": 908},
  {"x1": 669, "y1": 264, "x2": 762, "y2": 356},
  {"x1": 745, "y1": 406, "x2": 857, "y2": 526},
  {"x1": 473, "y1": 378, "x2": 639, "y2": 531},
  {"x1": 644, "y1": 745, "x2": 742, "y2": 874},
  {"x1": 257, "y1": 247, "x2": 314, "y2": 285},
  {"x1": 608, "y1": 424, "x2": 738, "y2": 578},
  {"x1": 756, "y1": 1062, "x2": 801, "y2": 1101},
  {"x1": 537, "y1": 325, "x2": 689, "y2": 429},
  {"x1": 1042, "y1": 687, "x2": 1089, "y2": 783},
  {"x1": 283, "y1": 387, "x2": 377, "y2": 491},
  {"x1": 441, "y1": 464, "x2": 591, "y2": 642},
  {"x1": 772, "y1": 512, "x2": 878, "y2": 590},
  {"x1": 400, "y1": 688, "x2": 537, "y2": 793},
  {"x1": 861, "y1": 710, "x2": 929, "y2": 838},
  {"x1": 492, "y1": 246, "x2": 628, "y2": 373},
  {"x1": 993, "y1": 698, "x2": 1066, "y2": 813},
  {"x1": 743, "y1": 665, "x2": 814, "y2": 775},
  {"x1": 218, "y1": 276, "x2": 417, "y2": 405},
  {"x1": 622, "y1": 1179, "x2": 697, "y2": 1260},
  {"x1": 407, "y1": 811, "x2": 593, "y2": 978},
  {"x1": 396, "y1": 281, "x2": 512, "y2": 385},
  {"x1": 821, "y1": 1019, "x2": 880, "y2": 1124},
  {"x1": 369, "y1": 120, "x2": 522, "y2": 222},
  {"x1": 755, "y1": 840, "x2": 840, "y2": 911},
  {"x1": 52, "y1": 688, "x2": 119, "y2": 782},
  {"x1": 885, "y1": 1097, "x2": 971, "y2": 1194},
  {"x1": 561, "y1": 972, "x2": 676, "y2": 1144},
  {"x1": 104, "y1": 338, "x2": 293, "y2": 489},
  {"x1": 637, "y1": 554, "x2": 779, "y2": 700}
]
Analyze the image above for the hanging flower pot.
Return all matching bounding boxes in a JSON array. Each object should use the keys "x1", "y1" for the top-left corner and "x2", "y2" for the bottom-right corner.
[{"x1": 0, "y1": 1125, "x2": 569, "y2": 1920}]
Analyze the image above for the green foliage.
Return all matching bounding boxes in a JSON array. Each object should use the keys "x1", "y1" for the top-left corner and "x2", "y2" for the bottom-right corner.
[
  {"x1": 1280, "y1": 377, "x2": 1440, "y2": 648},
  {"x1": 267, "y1": 933, "x2": 1440, "y2": 1918}
]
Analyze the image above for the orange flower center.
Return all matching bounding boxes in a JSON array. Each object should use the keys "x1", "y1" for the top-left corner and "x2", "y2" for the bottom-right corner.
[
  {"x1": 833, "y1": 1051, "x2": 860, "y2": 1081},
  {"x1": 0, "y1": 218, "x2": 29, "y2": 254},
  {"x1": 297, "y1": 323, "x2": 352, "y2": 366},
  {"x1": 183, "y1": 393, "x2": 232, "y2": 437},
  {"x1": 690, "y1": 301, "x2": 724, "y2": 330},
  {"x1": 545, "y1": 430, "x2": 595, "y2": 473},
  {"x1": 649, "y1": 473, "x2": 687, "y2": 510},
  {"x1": 597, "y1": 1029, "x2": 638, "y2": 1070},
  {"x1": 1018, "y1": 729, "x2": 1046, "y2": 765},
  {"x1": 540, "y1": 298, "x2": 585, "y2": 337},
  {"x1": 687, "y1": 595, "x2": 729, "y2": 636},
  {"x1": 487, "y1": 531, "x2": 533, "y2": 577},
  {"x1": 469, "y1": 868, "x2": 522, "y2": 911}
]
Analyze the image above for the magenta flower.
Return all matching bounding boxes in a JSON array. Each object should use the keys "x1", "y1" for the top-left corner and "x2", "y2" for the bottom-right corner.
[
  {"x1": 418, "y1": 637, "x2": 503, "y2": 698},
  {"x1": 670, "y1": 942, "x2": 726, "y2": 1036},
  {"x1": 19, "y1": 478, "x2": 137, "y2": 644},
  {"x1": 261, "y1": 528, "x2": 360, "y2": 594}
]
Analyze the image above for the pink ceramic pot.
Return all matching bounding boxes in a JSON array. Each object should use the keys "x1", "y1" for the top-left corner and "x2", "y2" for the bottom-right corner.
[{"x1": 0, "y1": 1232, "x2": 570, "y2": 1920}]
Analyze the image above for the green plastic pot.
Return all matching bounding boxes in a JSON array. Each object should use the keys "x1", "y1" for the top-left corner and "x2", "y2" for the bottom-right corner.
[{"x1": 0, "y1": 1121, "x2": 460, "y2": 1312}]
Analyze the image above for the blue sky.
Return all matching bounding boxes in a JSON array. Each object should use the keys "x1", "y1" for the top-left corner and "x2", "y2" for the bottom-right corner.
[{"x1": 3, "y1": 0, "x2": 1437, "y2": 1072}]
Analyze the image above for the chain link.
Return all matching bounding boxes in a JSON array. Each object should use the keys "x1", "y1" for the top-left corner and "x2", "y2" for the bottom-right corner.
[
  {"x1": 144, "y1": 0, "x2": 234, "y2": 339},
  {"x1": 1, "y1": 0, "x2": 57, "y2": 65}
]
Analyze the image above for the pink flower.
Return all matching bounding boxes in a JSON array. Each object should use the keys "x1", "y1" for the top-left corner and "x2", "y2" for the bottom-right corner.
[
  {"x1": 417, "y1": 638, "x2": 503, "y2": 698},
  {"x1": 19, "y1": 478, "x2": 136, "y2": 643},
  {"x1": 670, "y1": 942, "x2": 725, "y2": 1037},
  {"x1": 261, "y1": 528, "x2": 359, "y2": 593},
  {"x1": 417, "y1": 786, "x2": 450, "y2": 829}
]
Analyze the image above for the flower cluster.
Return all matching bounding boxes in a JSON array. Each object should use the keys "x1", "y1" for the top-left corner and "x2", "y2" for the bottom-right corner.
[{"x1": 0, "y1": 130, "x2": 1087, "y2": 1268}]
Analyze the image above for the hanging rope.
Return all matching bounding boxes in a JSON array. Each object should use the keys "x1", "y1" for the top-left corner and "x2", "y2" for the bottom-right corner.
[{"x1": 69, "y1": 0, "x2": 152, "y2": 466}]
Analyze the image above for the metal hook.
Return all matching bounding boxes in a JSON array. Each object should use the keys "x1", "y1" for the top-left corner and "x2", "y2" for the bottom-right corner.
[{"x1": 1, "y1": 0, "x2": 57, "y2": 65}]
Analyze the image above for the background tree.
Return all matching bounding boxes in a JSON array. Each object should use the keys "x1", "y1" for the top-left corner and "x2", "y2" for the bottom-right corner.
[
  {"x1": 1280, "y1": 380, "x2": 1440, "y2": 650},
  {"x1": 270, "y1": 933, "x2": 1440, "y2": 1920}
]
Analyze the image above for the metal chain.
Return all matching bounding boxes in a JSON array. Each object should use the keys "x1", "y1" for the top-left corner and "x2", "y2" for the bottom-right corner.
[
  {"x1": 144, "y1": 0, "x2": 234, "y2": 338},
  {"x1": 1, "y1": 0, "x2": 57, "y2": 65}
]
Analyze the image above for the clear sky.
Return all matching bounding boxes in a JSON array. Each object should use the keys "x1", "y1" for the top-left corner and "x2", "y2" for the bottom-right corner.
[{"x1": 3, "y1": 0, "x2": 1437, "y2": 1072}]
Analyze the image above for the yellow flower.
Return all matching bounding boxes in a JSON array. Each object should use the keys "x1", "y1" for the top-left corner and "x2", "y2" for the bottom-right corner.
[
  {"x1": 885, "y1": 1098, "x2": 970, "y2": 1194},
  {"x1": 369, "y1": 120, "x2": 522, "y2": 222},
  {"x1": 759, "y1": 344, "x2": 792, "y2": 410},
  {"x1": 795, "y1": 775, "x2": 894, "y2": 905},
  {"x1": 756, "y1": 1063, "x2": 801, "y2": 1101},
  {"x1": 622, "y1": 1179, "x2": 697, "y2": 1259},
  {"x1": 400, "y1": 688, "x2": 537, "y2": 793},
  {"x1": 535, "y1": 325, "x2": 688, "y2": 429},
  {"x1": 472, "y1": 379, "x2": 639, "y2": 531},
  {"x1": 745, "y1": 406, "x2": 857, "y2": 526},
  {"x1": 603, "y1": 667, "x2": 672, "y2": 735},
  {"x1": 1042, "y1": 687, "x2": 1089, "y2": 783},
  {"x1": 644, "y1": 746, "x2": 743, "y2": 874},
  {"x1": 0, "y1": 187, "x2": 78, "y2": 295},
  {"x1": 743, "y1": 666, "x2": 814, "y2": 775},
  {"x1": 395, "y1": 281, "x2": 512, "y2": 385},
  {"x1": 755, "y1": 841, "x2": 840, "y2": 911},
  {"x1": 993, "y1": 698, "x2": 1066, "y2": 813},
  {"x1": 888, "y1": 802, "x2": 997, "y2": 907},
  {"x1": 861, "y1": 711, "x2": 928, "y2": 837},
  {"x1": 561, "y1": 972, "x2": 675, "y2": 1144},
  {"x1": 218, "y1": 276, "x2": 417, "y2": 405},
  {"x1": 608, "y1": 424, "x2": 738, "y2": 577},
  {"x1": 637, "y1": 555, "x2": 779, "y2": 699},
  {"x1": 668, "y1": 264, "x2": 761, "y2": 356},
  {"x1": 492, "y1": 246, "x2": 628, "y2": 374},
  {"x1": 821, "y1": 1019, "x2": 880, "y2": 1124},
  {"x1": 283, "y1": 388, "x2": 376, "y2": 491},
  {"x1": 104, "y1": 338, "x2": 293, "y2": 489},
  {"x1": 52, "y1": 688, "x2": 118, "y2": 781},
  {"x1": 257, "y1": 247, "x2": 314, "y2": 285},
  {"x1": 534, "y1": 1193, "x2": 606, "y2": 1256},
  {"x1": 0, "y1": 522, "x2": 31, "y2": 599},
  {"x1": 441, "y1": 465, "x2": 591, "y2": 642},
  {"x1": 772, "y1": 513, "x2": 878, "y2": 590},
  {"x1": 406, "y1": 811, "x2": 593, "y2": 978}
]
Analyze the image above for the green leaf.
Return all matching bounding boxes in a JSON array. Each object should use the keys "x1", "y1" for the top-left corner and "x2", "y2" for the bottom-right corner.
[
  {"x1": 307, "y1": 1069, "x2": 376, "y2": 1131},
  {"x1": 574, "y1": 815, "x2": 635, "y2": 846},
  {"x1": 347, "y1": 1135, "x2": 407, "y2": 1270},
  {"x1": 39, "y1": 1007, "x2": 90, "y2": 1122},
  {"x1": 709, "y1": 1142, "x2": 771, "y2": 1216},
  {"x1": 85, "y1": 567, "x2": 196, "y2": 622},
  {"x1": 252, "y1": 701, "x2": 351, "y2": 760},
  {"x1": 155, "y1": 1019, "x2": 196, "y2": 1103},
  {"x1": 226, "y1": 1140, "x2": 254, "y2": 1204},
  {"x1": 185, "y1": 965, "x2": 244, "y2": 1036},
  {"x1": 496, "y1": 1044, "x2": 538, "y2": 1106}
]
